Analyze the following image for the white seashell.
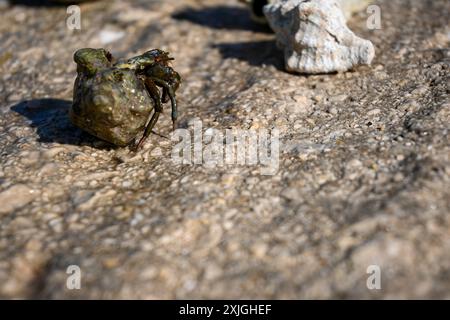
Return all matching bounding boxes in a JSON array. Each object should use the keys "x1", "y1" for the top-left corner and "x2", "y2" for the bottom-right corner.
[{"x1": 263, "y1": 0, "x2": 375, "y2": 74}]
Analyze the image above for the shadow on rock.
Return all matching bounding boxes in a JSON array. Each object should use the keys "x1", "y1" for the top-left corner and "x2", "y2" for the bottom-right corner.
[
  {"x1": 11, "y1": 99, "x2": 112, "y2": 148},
  {"x1": 172, "y1": 5, "x2": 272, "y2": 33},
  {"x1": 215, "y1": 40, "x2": 284, "y2": 71}
]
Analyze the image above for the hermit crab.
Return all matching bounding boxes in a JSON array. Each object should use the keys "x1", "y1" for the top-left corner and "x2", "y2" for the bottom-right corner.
[{"x1": 70, "y1": 48, "x2": 181, "y2": 149}]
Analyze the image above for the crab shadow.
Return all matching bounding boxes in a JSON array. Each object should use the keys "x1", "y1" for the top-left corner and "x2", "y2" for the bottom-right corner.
[
  {"x1": 172, "y1": 5, "x2": 272, "y2": 33},
  {"x1": 11, "y1": 99, "x2": 113, "y2": 149},
  {"x1": 214, "y1": 40, "x2": 284, "y2": 71}
]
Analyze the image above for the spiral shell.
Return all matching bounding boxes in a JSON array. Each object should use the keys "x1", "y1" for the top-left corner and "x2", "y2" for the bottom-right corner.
[{"x1": 264, "y1": 0, "x2": 375, "y2": 74}]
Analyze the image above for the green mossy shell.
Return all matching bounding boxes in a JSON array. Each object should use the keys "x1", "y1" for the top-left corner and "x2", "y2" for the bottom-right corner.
[{"x1": 70, "y1": 50, "x2": 154, "y2": 146}]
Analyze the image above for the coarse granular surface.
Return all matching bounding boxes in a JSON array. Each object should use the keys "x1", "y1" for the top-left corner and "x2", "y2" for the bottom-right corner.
[{"x1": 0, "y1": 0, "x2": 449, "y2": 299}]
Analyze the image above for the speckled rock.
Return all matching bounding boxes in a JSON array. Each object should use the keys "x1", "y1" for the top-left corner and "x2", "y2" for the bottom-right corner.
[
  {"x1": 0, "y1": 184, "x2": 38, "y2": 214},
  {"x1": 0, "y1": 0, "x2": 449, "y2": 299}
]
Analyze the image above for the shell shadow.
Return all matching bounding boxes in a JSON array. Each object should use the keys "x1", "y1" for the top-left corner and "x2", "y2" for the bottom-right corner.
[
  {"x1": 172, "y1": 5, "x2": 272, "y2": 33},
  {"x1": 11, "y1": 98, "x2": 113, "y2": 148},
  {"x1": 214, "y1": 40, "x2": 284, "y2": 71}
]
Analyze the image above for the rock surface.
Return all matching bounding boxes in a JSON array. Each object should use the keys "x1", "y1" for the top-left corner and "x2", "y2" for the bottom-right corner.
[{"x1": 0, "y1": 0, "x2": 449, "y2": 299}]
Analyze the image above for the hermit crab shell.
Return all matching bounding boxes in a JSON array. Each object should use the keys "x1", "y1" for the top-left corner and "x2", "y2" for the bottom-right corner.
[
  {"x1": 70, "y1": 68, "x2": 154, "y2": 146},
  {"x1": 264, "y1": 0, "x2": 375, "y2": 74}
]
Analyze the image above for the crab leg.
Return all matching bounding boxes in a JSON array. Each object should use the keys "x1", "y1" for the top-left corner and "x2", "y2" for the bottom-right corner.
[
  {"x1": 136, "y1": 79, "x2": 164, "y2": 149},
  {"x1": 143, "y1": 78, "x2": 162, "y2": 112},
  {"x1": 137, "y1": 111, "x2": 160, "y2": 150},
  {"x1": 149, "y1": 77, "x2": 178, "y2": 131}
]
